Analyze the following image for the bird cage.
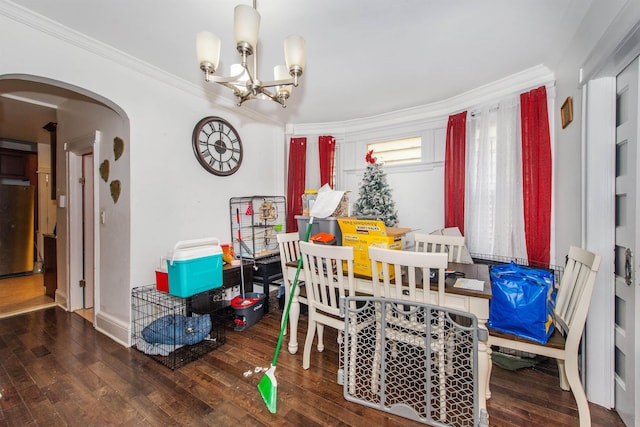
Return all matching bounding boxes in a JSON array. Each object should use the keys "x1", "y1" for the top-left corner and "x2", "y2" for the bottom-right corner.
[{"x1": 229, "y1": 196, "x2": 286, "y2": 259}]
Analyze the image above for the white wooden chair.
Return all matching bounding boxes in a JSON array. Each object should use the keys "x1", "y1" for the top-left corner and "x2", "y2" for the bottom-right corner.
[
  {"x1": 414, "y1": 232, "x2": 469, "y2": 264},
  {"x1": 489, "y1": 246, "x2": 601, "y2": 427},
  {"x1": 367, "y1": 246, "x2": 450, "y2": 422},
  {"x1": 298, "y1": 241, "x2": 359, "y2": 388},
  {"x1": 276, "y1": 232, "x2": 308, "y2": 353}
]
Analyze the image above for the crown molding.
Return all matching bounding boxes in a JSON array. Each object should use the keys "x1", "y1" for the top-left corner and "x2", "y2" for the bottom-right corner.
[
  {"x1": 0, "y1": 0, "x2": 283, "y2": 126},
  {"x1": 289, "y1": 64, "x2": 554, "y2": 136}
]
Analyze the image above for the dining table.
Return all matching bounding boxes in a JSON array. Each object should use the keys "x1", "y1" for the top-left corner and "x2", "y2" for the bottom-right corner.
[{"x1": 284, "y1": 259, "x2": 493, "y2": 419}]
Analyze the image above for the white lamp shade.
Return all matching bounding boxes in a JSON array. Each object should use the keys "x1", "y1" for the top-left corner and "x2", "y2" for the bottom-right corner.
[
  {"x1": 284, "y1": 35, "x2": 306, "y2": 71},
  {"x1": 234, "y1": 5, "x2": 260, "y2": 50},
  {"x1": 274, "y1": 65, "x2": 292, "y2": 95},
  {"x1": 196, "y1": 31, "x2": 221, "y2": 69}
]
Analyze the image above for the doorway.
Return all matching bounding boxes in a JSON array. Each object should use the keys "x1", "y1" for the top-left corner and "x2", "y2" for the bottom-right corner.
[
  {"x1": 0, "y1": 143, "x2": 55, "y2": 319},
  {"x1": 73, "y1": 153, "x2": 95, "y2": 323},
  {"x1": 65, "y1": 132, "x2": 98, "y2": 322}
]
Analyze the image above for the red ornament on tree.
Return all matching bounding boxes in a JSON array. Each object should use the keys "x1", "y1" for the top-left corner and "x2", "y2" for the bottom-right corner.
[{"x1": 365, "y1": 149, "x2": 376, "y2": 164}]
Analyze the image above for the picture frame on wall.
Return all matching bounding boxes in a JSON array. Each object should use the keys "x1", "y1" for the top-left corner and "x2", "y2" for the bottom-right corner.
[{"x1": 561, "y1": 96, "x2": 573, "y2": 129}]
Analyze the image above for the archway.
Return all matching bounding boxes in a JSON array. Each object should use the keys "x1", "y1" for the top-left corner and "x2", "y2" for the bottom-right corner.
[{"x1": 0, "y1": 74, "x2": 130, "y2": 322}]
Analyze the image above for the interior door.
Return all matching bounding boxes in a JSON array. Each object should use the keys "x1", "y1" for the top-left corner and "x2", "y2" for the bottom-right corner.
[
  {"x1": 615, "y1": 56, "x2": 640, "y2": 426},
  {"x1": 82, "y1": 153, "x2": 94, "y2": 310}
]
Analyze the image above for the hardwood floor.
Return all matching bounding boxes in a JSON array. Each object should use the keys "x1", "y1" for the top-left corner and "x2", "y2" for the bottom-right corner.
[
  {"x1": 0, "y1": 274, "x2": 55, "y2": 319},
  {"x1": 0, "y1": 306, "x2": 625, "y2": 426},
  {"x1": 0, "y1": 273, "x2": 93, "y2": 323}
]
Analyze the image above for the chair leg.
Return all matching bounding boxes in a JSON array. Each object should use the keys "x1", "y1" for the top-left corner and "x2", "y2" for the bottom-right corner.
[
  {"x1": 337, "y1": 330, "x2": 344, "y2": 385},
  {"x1": 557, "y1": 359, "x2": 570, "y2": 391},
  {"x1": 563, "y1": 356, "x2": 591, "y2": 427},
  {"x1": 280, "y1": 285, "x2": 289, "y2": 336},
  {"x1": 280, "y1": 309, "x2": 288, "y2": 337},
  {"x1": 302, "y1": 318, "x2": 317, "y2": 370},
  {"x1": 317, "y1": 324, "x2": 325, "y2": 352},
  {"x1": 287, "y1": 290, "x2": 301, "y2": 354}
]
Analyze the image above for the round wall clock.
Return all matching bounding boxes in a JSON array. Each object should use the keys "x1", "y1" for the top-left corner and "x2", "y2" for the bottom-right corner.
[{"x1": 192, "y1": 116, "x2": 243, "y2": 176}]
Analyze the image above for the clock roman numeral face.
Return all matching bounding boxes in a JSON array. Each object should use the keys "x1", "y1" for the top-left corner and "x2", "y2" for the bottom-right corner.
[{"x1": 192, "y1": 117, "x2": 243, "y2": 176}]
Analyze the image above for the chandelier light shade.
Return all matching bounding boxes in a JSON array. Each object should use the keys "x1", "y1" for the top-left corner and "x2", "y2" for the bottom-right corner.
[
  {"x1": 196, "y1": 1, "x2": 306, "y2": 108},
  {"x1": 284, "y1": 35, "x2": 305, "y2": 72},
  {"x1": 234, "y1": 5, "x2": 260, "y2": 54},
  {"x1": 196, "y1": 31, "x2": 221, "y2": 71}
]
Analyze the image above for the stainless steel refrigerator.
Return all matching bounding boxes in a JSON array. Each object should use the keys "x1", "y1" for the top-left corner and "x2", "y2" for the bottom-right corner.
[{"x1": 0, "y1": 184, "x2": 34, "y2": 276}]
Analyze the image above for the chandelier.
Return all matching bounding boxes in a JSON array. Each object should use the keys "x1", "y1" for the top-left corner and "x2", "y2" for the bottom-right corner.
[{"x1": 196, "y1": 1, "x2": 306, "y2": 108}]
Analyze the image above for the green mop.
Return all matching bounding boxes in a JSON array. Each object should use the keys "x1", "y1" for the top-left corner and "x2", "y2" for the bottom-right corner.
[{"x1": 258, "y1": 187, "x2": 345, "y2": 413}]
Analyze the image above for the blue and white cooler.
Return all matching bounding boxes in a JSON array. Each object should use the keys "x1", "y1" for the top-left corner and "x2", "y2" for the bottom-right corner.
[{"x1": 166, "y1": 237, "x2": 223, "y2": 298}]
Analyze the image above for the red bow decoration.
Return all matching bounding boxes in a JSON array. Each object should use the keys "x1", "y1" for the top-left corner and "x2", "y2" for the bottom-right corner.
[{"x1": 365, "y1": 149, "x2": 375, "y2": 164}]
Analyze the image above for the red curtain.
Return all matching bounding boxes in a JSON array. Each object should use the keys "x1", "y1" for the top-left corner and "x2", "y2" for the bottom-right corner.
[
  {"x1": 286, "y1": 137, "x2": 307, "y2": 232},
  {"x1": 318, "y1": 135, "x2": 336, "y2": 189},
  {"x1": 444, "y1": 111, "x2": 467, "y2": 235},
  {"x1": 520, "y1": 86, "x2": 552, "y2": 267}
]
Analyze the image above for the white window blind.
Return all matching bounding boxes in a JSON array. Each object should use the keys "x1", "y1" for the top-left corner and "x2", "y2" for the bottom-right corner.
[{"x1": 367, "y1": 136, "x2": 422, "y2": 165}]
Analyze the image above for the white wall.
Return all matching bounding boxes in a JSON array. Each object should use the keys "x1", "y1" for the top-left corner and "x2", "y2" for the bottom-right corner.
[
  {"x1": 552, "y1": 0, "x2": 640, "y2": 408},
  {"x1": 553, "y1": 0, "x2": 627, "y2": 261},
  {"x1": 0, "y1": 7, "x2": 285, "y2": 345},
  {"x1": 57, "y1": 99, "x2": 129, "y2": 334}
]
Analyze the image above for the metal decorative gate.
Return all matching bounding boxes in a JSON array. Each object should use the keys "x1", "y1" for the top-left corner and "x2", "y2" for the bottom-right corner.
[{"x1": 342, "y1": 296, "x2": 481, "y2": 427}]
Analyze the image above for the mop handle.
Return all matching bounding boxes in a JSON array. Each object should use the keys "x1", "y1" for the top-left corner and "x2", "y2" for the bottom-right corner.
[
  {"x1": 271, "y1": 217, "x2": 314, "y2": 366},
  {"x1": 236, "y1": 208, "x2": 245, "y2": 299}
]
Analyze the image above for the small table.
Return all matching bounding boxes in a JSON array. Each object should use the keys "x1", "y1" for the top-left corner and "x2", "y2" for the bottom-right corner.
[{"x1": 284, "y1": 260, "x2": 493, "y2": 418}]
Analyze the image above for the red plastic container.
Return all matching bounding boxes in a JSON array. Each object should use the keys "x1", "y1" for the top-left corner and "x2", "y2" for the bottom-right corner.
[{"x1": 155, "y1": 270, "x2": 169, "y2": 292}]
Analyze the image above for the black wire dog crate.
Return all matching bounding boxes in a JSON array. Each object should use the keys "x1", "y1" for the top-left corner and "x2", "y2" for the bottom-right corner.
[
  {"x1": 229, "y1": 195, "x2": 286, "y2": 259},
  {"x1": 131, "y1": 285, "x2": 226, "y2": 370}
]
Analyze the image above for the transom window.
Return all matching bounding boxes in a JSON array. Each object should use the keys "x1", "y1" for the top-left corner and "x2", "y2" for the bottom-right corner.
[{"x1": 367, "y1": 136, "x2": 422, "y2": 166}]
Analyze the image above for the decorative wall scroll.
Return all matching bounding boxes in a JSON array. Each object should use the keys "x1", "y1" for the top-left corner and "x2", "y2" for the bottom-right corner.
[
  {"x1": 99, "y1": 160, "x2": 110, "y2": 182},
  {"x1": 113, "y1": 137, "x2": 125, "y2": 161},
  {"x1": 110, "y1": 180, "x2": 121, "y2": 204},
  {"x1": 561, "y1": 97, "x2": 573, "y2": 129}
]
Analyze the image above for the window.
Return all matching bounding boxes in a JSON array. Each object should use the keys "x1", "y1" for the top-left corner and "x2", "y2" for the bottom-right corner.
[
  {"x1": 367, "y1": 136, "x2": 421, "y2": 166},
  {"x1": 465, "y1": 98, "x2": 527, "y2": 261}
]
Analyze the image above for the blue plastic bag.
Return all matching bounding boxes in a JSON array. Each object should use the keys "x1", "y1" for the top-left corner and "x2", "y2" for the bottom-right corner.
[
  {"x1": 488, "y1": 262, "x2": 556, "y2": 344},
  {"x1": 142, "y1": 314, "x2": 211, "y2": 345}
]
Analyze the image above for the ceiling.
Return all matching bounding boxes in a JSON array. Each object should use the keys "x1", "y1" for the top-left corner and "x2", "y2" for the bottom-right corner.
[{"x1": 1, "y1": 0, "x2": 593, "y2": 144}]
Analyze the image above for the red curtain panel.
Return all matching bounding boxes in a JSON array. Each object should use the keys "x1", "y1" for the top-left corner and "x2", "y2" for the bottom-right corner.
[
  {"x1": 520, "y1": 86, "x2": 552, "y2": 267},
  {"x1": 286, "y1": 137, "x2": 307, "y2": 232},
  {"x1": 444, "y1": 111, "x2": 467, "y2": 235},
  {"x1": 318, "y1": 135, "x2": 336, "y2": 189}
]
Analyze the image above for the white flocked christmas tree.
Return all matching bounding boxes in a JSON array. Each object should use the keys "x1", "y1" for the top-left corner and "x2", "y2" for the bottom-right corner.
[{"x1": 352, "y1": 150, "x2": 399, "y2": 227}]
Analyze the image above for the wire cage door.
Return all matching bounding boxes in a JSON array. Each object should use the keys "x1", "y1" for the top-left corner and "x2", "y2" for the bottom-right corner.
[{"x1": 342, "y1": 296, "x2": 481, "y2": 427}]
